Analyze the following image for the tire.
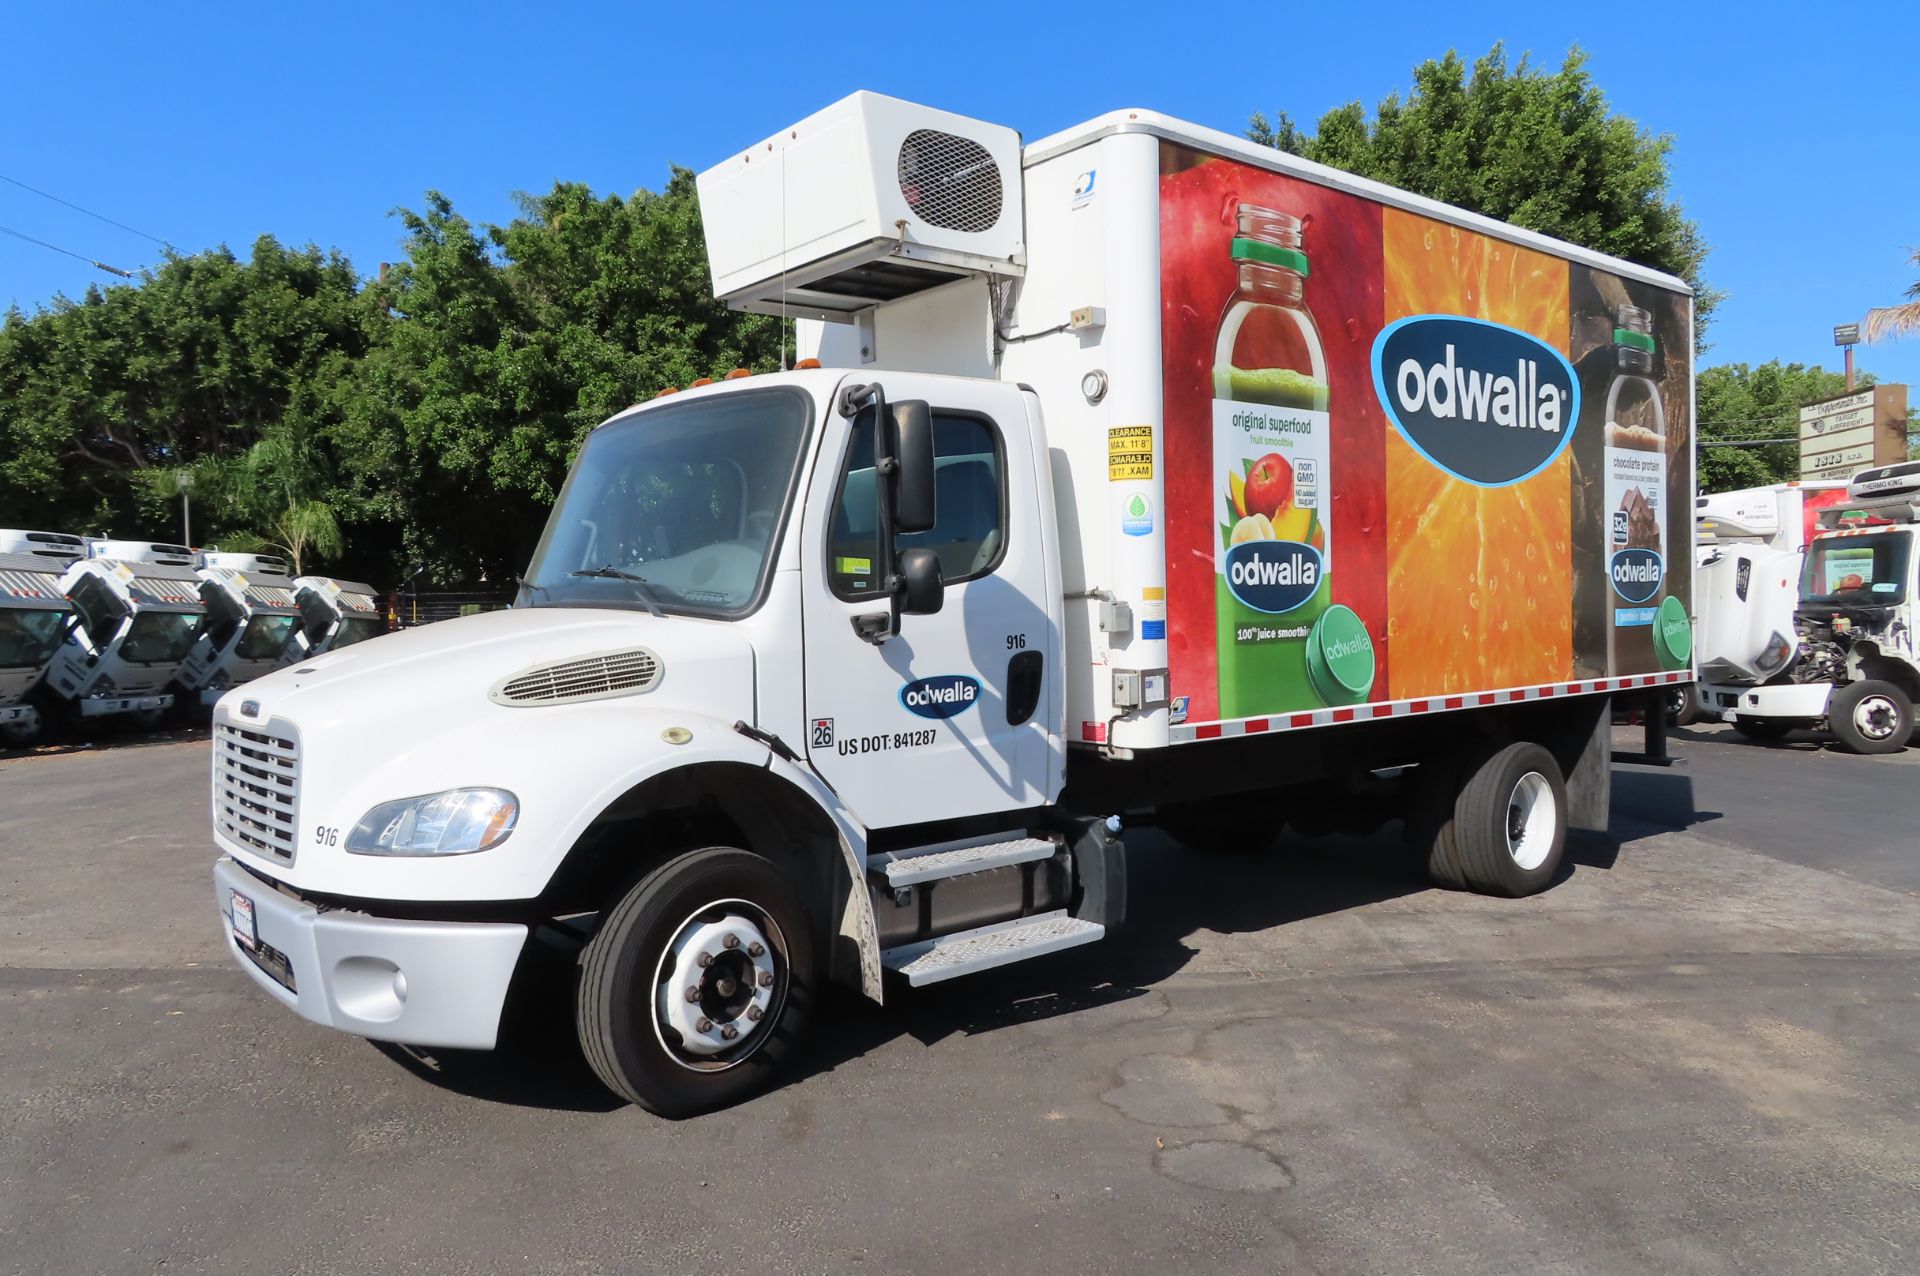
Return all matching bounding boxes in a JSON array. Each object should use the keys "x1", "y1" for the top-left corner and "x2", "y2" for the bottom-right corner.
[
  {"x1": 1405, "y1": 759, "x2": 1467, "y2": 889},
  {"x1": 129, "y1": 706, "x2": 167, "y2": 731},
  {"x1": 1433, "y1": 741, "x2": 1567, "y2": 898},
  {"x1": 1828, "y1": 680, "x2": 1914, "y2": 755},
  {"x1": 576, "y1": 847, "x2": 815, "y2": 1117},
  {"x1": 1665, "y1": 686, "x2": 1701, "y2": 727},
  {"x1": 1732, "y1": 717, "x2": 1794, "y2": 741},
  {"x1": 1155, "y1": 801, "x2": 1284, "y2": 853},
  {"x1": 0, "y1": 712, "x2": 41, "y2": 747}
]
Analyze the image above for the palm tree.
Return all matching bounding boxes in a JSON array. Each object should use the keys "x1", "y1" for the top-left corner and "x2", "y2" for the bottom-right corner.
[{"x1": 1864, "y1": 247, "x2": 1920, "y2": 342}]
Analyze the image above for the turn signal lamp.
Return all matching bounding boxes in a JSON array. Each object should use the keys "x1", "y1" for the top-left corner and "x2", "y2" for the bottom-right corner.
[
  {"x1": 689, "y1": 377, "x2": 715, "y2": 388},
  {"x1": 794, "y1": 358, "x2": 822, "y2": 370},
  {"x1": 654, "y1": 387, "x2": 679, "y2": 398},
  {"x1": 725, "y1": 367, "x2": 752, "y2": 380}
]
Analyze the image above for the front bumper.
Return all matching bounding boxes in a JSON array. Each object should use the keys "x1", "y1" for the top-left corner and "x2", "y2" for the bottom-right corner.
[
  {"x1": 77, "y1": 692, "x2": 171, "y2": 717},
  {"x1": 212, "y1": 856, "x2": 528, "y2": 1050},
  {"x1": 1703, "y1": 681, "x2": 1833, "y2": 722}
]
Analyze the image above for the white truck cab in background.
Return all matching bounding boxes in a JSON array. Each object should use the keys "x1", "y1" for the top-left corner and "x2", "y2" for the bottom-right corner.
[
  {"x1": 0, "y1": 550, "x2": 76, "y2": 745},
  {"x1": 1703, "y1": 462, "x2": 1920, "y2": 752},
  {"x1": 177, "y1": 552, "x2": 303, "y2": 703},
  {"x1": 210, "y1": 92, "x2": 1695, "y2": 1115},
  {"x1": 45, "y1": 541, "x2": 206, "y2": 728},
  {"x1": 281, "y1": 576, "x2": 385, "y2": 665}
]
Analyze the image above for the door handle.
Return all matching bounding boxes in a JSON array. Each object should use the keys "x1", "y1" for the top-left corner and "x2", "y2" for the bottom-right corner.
[{"x1": 1006, "y1": 650, "x2": 1043, "y2": 726}]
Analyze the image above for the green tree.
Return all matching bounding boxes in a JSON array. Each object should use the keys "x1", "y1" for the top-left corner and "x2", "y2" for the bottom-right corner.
[
  {"x1": 1250, "y1": 44, "x2": 1715, "y2": 328},
  {"x1": 339, "y1": 171, "x2": 785, "y2": 584},
  {"x1": 1694, "y1": 361, "x2": 1870, "y2": 492},
  {"x1": 0, "y1": 237, "x2": 379, "y2": 538}
]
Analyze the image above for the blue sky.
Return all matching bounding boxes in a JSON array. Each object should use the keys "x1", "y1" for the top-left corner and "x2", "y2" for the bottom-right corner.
[{"x1": 4, "y1": 1, "x2": 1917, "y2": 408}]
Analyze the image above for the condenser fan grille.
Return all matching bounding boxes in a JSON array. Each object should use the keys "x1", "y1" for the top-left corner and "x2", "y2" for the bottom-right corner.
[{"x1": 897, "y1": 129, "x2": 1002, "y2": 233}]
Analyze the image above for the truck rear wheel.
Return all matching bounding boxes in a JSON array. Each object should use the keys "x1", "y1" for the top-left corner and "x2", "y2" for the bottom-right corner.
[
  {"x1": 1828, "y1": 680, "x2": 1913, "y2": 755},
  {"x1": 576, "y1": 847, "x2": 814, "y2": 1117},
  {"x1": 1434, "y1": 742, "x2": 1567, "y2": 898}
]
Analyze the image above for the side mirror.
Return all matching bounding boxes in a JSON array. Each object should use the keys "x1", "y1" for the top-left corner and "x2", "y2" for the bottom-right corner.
[
  {"x1": 897, "y1": 547, "x2": 944, "y2": 616},
  {"x1": 890, "y1": 399, "x2": 936, "y2": 534}
]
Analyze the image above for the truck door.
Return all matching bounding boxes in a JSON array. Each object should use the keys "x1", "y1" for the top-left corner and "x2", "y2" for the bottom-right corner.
[{"x1": 799, "y1": 375, "x2": 1057, "y2": 828}]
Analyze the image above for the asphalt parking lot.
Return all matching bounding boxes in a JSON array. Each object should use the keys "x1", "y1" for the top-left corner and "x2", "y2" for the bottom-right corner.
[{"x1": 2, "y1": 724, "x2": 1916, "y2": 1275}]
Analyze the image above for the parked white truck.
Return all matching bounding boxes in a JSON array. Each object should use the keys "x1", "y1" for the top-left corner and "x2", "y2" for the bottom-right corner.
[
  {"x1": 1704, "y1": 462, "x2": 1920, "y2": 752},
  {"x1": 176, "y1": 552, "x2": 302, "y2": 703},
  {"x1": 45, "y1": 541, "x2": 206, "y2": 728},
  {"x1": 0, "y1": 552, "x2": 75, "y2": 745},
  {"x1": 280, "y1": 575, "x2": 384, "y2": 664},
  {"x1": 210, "y1": 94, "x2": 1696, "y2": 1115}
]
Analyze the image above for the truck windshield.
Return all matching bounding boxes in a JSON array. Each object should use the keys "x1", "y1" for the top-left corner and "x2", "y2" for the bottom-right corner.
[
  {"x1": 236, "y1": 613, "x2": 296, "y2": 660},
  {"x1": 120, "y1": 610, "x2": 202, "y2": 664},
  {"x1": 330, "y1": 616, "x2": 385, "y2": 650},
  {"x1": 0, "y1": 608, "x2": 67, "y2": 669},
  {"x1": 519, "y1": 388, "x2": 810, "y2": 616},
  {"x1": 1802, "y1": 533, "x2": 1911, "y2": 606}
]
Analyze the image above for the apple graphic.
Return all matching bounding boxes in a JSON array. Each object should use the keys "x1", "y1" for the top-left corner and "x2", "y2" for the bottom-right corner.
[{"x1": 1243, "y1": 452, "x2": 1294, "y2": 521}]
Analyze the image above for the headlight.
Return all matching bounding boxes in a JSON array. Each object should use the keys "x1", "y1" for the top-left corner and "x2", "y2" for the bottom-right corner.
[{"x1": 346, "y1": 788, "x2": 519, "y2": 856}]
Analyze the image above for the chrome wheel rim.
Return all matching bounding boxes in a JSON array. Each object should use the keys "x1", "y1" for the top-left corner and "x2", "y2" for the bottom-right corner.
[
  {"x1": 1853, "y1": 695, "x2": 1900, "y2": 742},
  {"x1": 651, "y1": 898, "x2": 787, "y2": 1073},
  {"x1": 1506, "y1": 771, "x2": 1555, "y2": 870}
]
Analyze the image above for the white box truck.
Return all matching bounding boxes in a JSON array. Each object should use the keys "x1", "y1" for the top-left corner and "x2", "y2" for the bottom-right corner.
[
  {"x1": 0, "y1": 552, "x2": 76, "y2": 746},
  {"x1": 46, "y1": 541, "x2": 207, "y2": 728},
  {"x1": 209, "y1": 93, "x2": 1696, "y2": 1115}
]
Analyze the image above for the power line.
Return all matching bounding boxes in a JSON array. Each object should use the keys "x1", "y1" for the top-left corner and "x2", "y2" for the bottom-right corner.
[
  {"x1": 0, "y1": 172, "x2": 171, "y2": 249},
  {"x1": 0, "y1": 222, "x2": 134, "y2": 277}
]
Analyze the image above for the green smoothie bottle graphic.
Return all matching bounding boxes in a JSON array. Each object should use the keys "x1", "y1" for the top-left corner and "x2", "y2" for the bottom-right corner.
[
  {"x1": 1212, "y1": 205, "x2": 1367, "y2": 717},
  {"x1": 1601, "y1": 304, "x2": 1680, "y2": 673}
]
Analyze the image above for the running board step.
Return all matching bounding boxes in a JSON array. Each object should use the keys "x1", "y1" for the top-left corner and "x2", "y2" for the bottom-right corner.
[
  {"x1": 880, "y1": 910, "x2": 1104, "y2": 986},
  {"x1": 878, "y1": 836, "x2": 1057, "y2": 887}
]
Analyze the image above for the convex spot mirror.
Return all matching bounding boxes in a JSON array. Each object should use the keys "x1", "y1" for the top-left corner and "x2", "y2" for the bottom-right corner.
[
  {"x1": 889, "y1": 399, "x2": 936, "y2": 534},
  {"x1": 897, "y1": 547, "x2": 944, "y2": 616}
]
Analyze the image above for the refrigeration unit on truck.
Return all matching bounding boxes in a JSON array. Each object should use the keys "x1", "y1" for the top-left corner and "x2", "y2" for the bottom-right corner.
[
  {"x1": 176, "y1": 552, "x2": 302, "y2": 703},
  {"x1": 0, "y1": 528, "x2": 90, "y2": 563},
  {"x1": 0, "y1": 553, "x2": 75, "y2": 746},
  {"x1": 1704, "y1": 461, "x2": 1920, "y2": 753},
  {"x1": 45, "y1": 543, "x2": 207, "y2": 727},
  {"x1": 280, "y1": 576, "x2": 385, "y2": 664},
  {"x1": 209, "y1": 92, "x2": 1696, "y2": 1116}
]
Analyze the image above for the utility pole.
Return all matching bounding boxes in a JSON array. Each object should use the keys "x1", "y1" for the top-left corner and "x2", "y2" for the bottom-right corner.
[{"x1": 175, "y1": 470, "x2": 194, "y2": 546}]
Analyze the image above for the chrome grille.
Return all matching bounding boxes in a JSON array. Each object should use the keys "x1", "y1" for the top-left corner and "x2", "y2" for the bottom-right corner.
[
  {"x1": 491, "y1": 648, "x2": 661, "y2": 706},
  {"x1": 214, "y1": 721, "x2": 299, "y2": 861},
  {"x1": 897, "y1": 129, "x2": 1002, "y2": 233}
]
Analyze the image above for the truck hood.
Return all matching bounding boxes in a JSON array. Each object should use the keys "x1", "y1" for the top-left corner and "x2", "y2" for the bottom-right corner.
[{"x1": 231, "y1": 605, "x2": 757, "y2": 731}]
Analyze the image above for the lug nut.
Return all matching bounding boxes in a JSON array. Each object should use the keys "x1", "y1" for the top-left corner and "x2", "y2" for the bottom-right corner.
[
  {"x1": 747, "y1": 942, "x2": 765, "y2": 958},
  {"x1": 695, "y1": 1017, "x2": 713, "y2": 1033},
  {"x1": 722, "y1": 934, "x2": 741, "y2": 950},
  {"x1": 758, "y1": 971, "x2": 774, "y2": 988},
  {"x1": 721, "y1": 1025, "x2": 740, "y2": 1041},
  {"x1": 746, "y1": 1005, "x2": 764, "y2": 1022},
  {"x1": 696, "y1": 952, "x2": 714, "y2": 968},
  {"x1": 685, "y1": 986, "x2": 702, "y2": 1003}
]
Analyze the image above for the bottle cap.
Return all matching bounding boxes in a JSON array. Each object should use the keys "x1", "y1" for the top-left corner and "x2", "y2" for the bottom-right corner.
[
  {"x1": 1305, "y1": 604, "x2": 1376, "y2": 706},
  {"x1": 1652, "y1": 595, "x2": 1692, "y2": 670}
]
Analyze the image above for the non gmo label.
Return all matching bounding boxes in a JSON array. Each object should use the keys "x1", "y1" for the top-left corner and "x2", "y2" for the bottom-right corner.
[
  {"x1": 1372, "y1": 315, "x2": 1579, "y2": 487},
  {"x1": 1108, "y1": 425, "x2": 1154, "y2": 481},
  {"x1": 1121, "y1": 491, "x2": 1153, "y2": 536},
  {"x1": 900, "y1": 674, "x2": 981, "y2": 719}
]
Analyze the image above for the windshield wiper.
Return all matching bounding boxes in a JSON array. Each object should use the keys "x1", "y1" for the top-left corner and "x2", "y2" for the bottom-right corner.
[{"x1": 570, "y1": 565, "x2": 667, "y2": 618}]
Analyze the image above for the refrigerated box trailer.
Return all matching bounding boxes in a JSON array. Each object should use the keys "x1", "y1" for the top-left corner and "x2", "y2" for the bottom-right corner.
[{"x1": 210, "y1": 92, "x2": 1696, "y2": 1115}]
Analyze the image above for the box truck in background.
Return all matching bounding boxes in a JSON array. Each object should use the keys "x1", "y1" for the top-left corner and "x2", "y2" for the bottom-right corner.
[
  {"x1": 177, "y1": 552, "x2": 303, "y2": 704},
  {"x1": 209, "y1": 93, "x2": 1695, "y2": 1115},
  {"x1": 0, "y1": 551, "x2": 76, "y2": 746},
  {"x1": 45, "y1": 542, "x2": 206, "y2": 728}
]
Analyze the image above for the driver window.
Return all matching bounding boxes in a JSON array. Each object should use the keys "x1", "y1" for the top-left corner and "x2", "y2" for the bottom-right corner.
[{"x1": 828, "y1": 411, "x2": 1005, "y2": 600}]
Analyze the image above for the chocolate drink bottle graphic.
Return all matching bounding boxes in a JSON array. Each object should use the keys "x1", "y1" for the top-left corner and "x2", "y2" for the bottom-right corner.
[
  {"x1": 1600, "y1": 304, "x2": 1683, "y2": 673},
  {"x1": 1209, "y1": 204, "x2": 1371, "y2": 717}
]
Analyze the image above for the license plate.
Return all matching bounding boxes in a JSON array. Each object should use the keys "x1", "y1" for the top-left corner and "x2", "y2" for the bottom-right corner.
[{"x1": 230, "y1": 890, "x2": 257, "y2": 949}]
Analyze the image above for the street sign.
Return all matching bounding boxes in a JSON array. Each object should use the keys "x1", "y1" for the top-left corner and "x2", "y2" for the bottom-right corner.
[
  {"x1": 1833, "y1": 323, "x2": 1860, "y2": 346},
  {"x1": 1797, "y1": 384, "x2": 1909, "y2": 480}
]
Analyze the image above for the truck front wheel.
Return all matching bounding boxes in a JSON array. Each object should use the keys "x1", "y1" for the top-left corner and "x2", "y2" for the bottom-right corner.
[
  {"x1": 576, "y1": 846, "x2": 815, "y2": 1117},
  {"x1": 1433, "y1": 742, "x2": 1567, "y2": 898},
  {"x1": 1828, "y1": 680, "x2": 1914, "y2": 755}
]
